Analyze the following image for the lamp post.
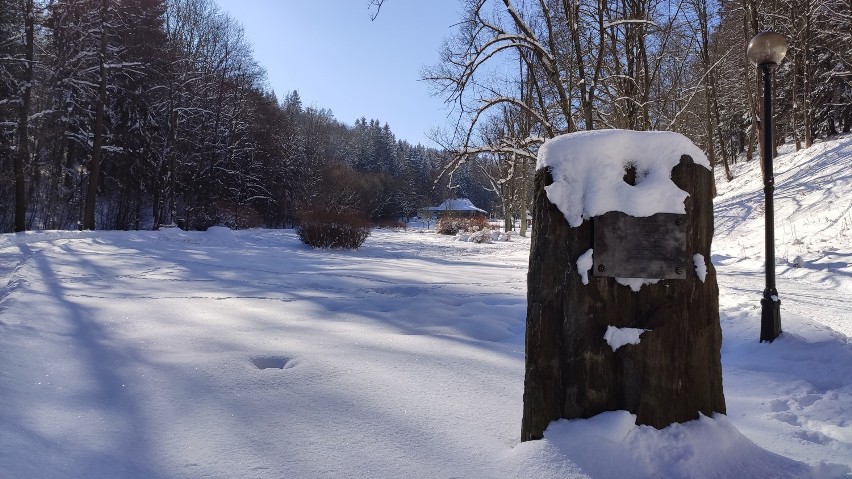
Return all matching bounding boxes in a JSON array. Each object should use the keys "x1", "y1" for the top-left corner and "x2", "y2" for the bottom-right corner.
[{"x1": 747, "y1": 31, "x2": 787, "y2": 343}]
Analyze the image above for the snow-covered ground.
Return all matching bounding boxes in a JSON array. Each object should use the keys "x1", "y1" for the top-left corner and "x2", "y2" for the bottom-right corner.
[
  {"x1": 711, "y1": 135, "x2": 852, "y2": 478},
  {"x1": 1, "y1": 134, "x2": 850, "y2": 478}
]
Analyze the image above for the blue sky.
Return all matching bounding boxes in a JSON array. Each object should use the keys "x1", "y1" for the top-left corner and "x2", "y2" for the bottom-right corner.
[{"x1": 215, "y1": 0, "x2": 462, "y2": 146}]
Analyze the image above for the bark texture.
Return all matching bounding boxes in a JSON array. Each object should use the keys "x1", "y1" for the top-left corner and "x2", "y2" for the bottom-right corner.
[{"x1": 521, "y1": 154, "x2": 725, "y2": 441}]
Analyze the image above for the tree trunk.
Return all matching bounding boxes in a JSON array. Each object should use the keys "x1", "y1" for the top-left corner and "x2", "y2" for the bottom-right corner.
[
  {"x1": 711, "y1": 88, "x2": 732, "y2": 182},
  {"x1": 83, "y1": 0, "x2": 109, "y2": 230},
  {"x1": 703, "y1": 88, "x2": 716, "y2": 171},
  {"x1": 566, "y1": 0, "x2": 604, "y2": 130},
  {"x1": 502, "y1": 182, "x2": 512, "y2": 232},
  {"x1": 791, "y1": 50, "x2": 802, "y2": 151},
  {"x1": 746, "y1": 119, "x2": 756, "y2": 162},
  {"x1": 519, "y1": 157, "x2": 528, "y2": 237},
  {"x1": 522, "y1": 154, "x2": 725, "y2": 441},
  {"x1": 741, "y1": 0, "x2": 760, "y2": 164},
  {"x1": 803, "y1": 0, "x2": 814, "y2": 148},
  {"x1": 695, "y1": 0, "x2": 729, "y2": 182},
  {"x1": 14, "y1": 0, "x2": 34, "y2": 232}
]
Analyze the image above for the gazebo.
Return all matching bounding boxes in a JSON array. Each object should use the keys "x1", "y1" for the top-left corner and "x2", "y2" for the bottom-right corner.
[{"x1": 419, "y1": 198, "x2": 487, "y2": 219}]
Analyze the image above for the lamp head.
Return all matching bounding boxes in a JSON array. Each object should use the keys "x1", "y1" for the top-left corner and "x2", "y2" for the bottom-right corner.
[{"x1": 747, "y1": 32, "x2": 788, "y2": 67}]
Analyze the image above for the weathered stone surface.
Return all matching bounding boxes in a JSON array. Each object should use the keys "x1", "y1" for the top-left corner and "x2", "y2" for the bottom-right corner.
[{"x1": 521, "y1": 155, "x2": 725, "y2": 441}]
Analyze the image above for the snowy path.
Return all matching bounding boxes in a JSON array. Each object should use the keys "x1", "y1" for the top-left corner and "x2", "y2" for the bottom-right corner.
[
  {"x1": 714, "y1": 257, "x2": 852, "y2": 473},
  {"x1": 714, "y1": 253, "x2": 851, "y2": 338}
]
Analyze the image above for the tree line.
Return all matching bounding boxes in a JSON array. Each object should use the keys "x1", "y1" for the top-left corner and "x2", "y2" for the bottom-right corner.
[
  {"x1": 425, "y1": 0, "x2": 852, "y2": 232},
  {"x1": 6, "y1": 0, "x2": 849, "y2": 234},
  {"x1": 0, "y1": 0, "x2": 469, "y2": 233}
]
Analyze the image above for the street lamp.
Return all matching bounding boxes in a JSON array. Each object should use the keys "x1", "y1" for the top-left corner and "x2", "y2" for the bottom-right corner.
[{"x1": 747, "y1": 31, "x2": 787, "y2": 343}]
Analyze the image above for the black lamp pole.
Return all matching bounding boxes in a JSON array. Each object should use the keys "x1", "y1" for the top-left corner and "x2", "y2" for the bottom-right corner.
[
  {"x1": 758, "y1": 62, "x2": 781, "y2": 342},
  {"x1": 748, "y1": 32, "x2": 787, "y2": 343}
]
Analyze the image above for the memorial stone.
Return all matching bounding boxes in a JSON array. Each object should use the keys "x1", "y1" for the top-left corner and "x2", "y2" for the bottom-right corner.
[{"x1": 522, "y1": 130, "x2": 725, "y2": 441}]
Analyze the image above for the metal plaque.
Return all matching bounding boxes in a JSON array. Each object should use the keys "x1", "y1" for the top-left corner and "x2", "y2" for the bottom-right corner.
[{"x1": 593, "y1": 211, "x2": 687, "y2": 279}]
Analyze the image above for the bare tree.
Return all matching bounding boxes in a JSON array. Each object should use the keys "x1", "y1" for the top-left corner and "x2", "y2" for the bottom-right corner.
[
  {"x1": 424, "y1": 0, "x2": 715, "y2": 203},
  {"x1": 690, "y1": 0, "x2": 733, "y2": 180},
  {"x1": 368, "y1": 0, "x2": 386, "y2": 20}
]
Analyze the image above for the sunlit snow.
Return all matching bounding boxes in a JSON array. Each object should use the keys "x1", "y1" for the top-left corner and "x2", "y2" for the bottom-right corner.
[
  {"x1": 694, "y1": 253, "x2": 708, "y2": 282},
  {"x1": 603, "y1": 326, "x2": 649, "y2": 351},
  {"x1": 1, "y1": 133, "x2": 851, "y2": 478},
  {"x1": 577, "y1": 248, "x2": 594, "y2": 285},
  {"x1": 537, "y1": 129, "x2": 709, "y2": 227}
]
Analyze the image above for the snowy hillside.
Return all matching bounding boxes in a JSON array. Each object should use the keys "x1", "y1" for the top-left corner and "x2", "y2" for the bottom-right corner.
[
  {"x1": 709, "y1": 134, "x2": 852, "y2": 478},
  {"x1": 0, "y1": 135, "x2": 850, "y2": 478}
]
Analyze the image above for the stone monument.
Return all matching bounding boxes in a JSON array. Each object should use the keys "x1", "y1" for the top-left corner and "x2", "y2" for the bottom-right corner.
[{"x1": 522, "y1": 130, "x2": 725, "y2": 441}]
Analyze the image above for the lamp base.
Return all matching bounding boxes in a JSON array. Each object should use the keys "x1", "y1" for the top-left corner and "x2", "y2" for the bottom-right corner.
[{"x1": 760, "y1": 289, "x2": 782, "y2": 342}]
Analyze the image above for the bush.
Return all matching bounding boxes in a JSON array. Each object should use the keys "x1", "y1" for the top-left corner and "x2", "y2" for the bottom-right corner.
[
  {"x1": 296, "y1": 210, "x2": 371, "y2": 249},
  {"x1": 373, "y1": 219, "x2": 407, "y2": 229},
  {"x1": 436, "y1": 215, "x2": 489, "y2": 235},
  {"x1": 184, "y1": 202, "x2": 263, "y2": 231}
]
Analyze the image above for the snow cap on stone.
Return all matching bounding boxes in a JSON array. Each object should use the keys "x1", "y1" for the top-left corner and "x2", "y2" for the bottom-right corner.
[{"x1": 537, "y1": 129, "x2": 708, "y2": 227}]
